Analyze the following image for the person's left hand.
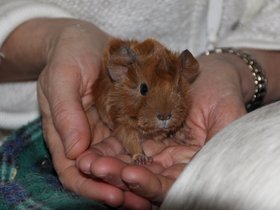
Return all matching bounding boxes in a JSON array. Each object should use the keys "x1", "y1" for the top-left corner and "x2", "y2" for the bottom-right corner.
[
  {"x1": 76, "y1": 51, "x2": 252, "y2": 209},
  {"x1": 77, "y1": 128, "x2": 200, "y2": 210}
]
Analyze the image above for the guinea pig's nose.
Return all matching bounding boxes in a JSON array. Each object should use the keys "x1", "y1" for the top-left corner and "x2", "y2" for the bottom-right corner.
[{"x1": 157, "y1": 113, "x2": 172, "y2": 121}]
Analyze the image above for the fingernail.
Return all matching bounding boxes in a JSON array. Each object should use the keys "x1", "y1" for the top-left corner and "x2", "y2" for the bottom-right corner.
[
  {"x1": 102, "y1": 175, "x2": 113, "y2": 182},
  {"x1": 76, "y1": 154, "x2": 91, "y2": 175},
  {"x1": 102, "y1": 175, "x2": 129, "y2": 190},
  {"x1": 127, "y1": 183, "x2": 140, "y2": 190}
]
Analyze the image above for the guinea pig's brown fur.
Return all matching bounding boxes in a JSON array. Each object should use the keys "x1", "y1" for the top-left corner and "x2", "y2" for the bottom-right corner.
[{"x1": 93, "y1": 38, "x2": 199, "y2": 164}]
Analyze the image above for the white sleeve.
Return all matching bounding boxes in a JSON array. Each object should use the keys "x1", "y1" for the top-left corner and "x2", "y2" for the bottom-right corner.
[
  {"x1": 0, "y1": 81, "x2": 39, "y2": 130},
  {"x1": 217, "y1": 0, "x2": 280, "y2": 50},
  {"x1": 0, "y1": 0, "x2": 73, "y2": 47}
]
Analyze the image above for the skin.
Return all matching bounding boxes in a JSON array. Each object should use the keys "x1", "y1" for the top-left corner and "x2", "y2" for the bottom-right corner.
[{"x1": 1, "y1": 17, "x2": 280, "y2": 209}]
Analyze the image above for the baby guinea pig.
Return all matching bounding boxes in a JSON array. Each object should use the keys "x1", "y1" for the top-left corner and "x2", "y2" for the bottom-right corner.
[{"x1": 93, "y1": 38, "x2": 199, "y2": 165}]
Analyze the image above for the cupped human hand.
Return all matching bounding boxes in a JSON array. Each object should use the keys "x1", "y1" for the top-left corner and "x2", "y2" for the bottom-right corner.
[
  {"x1": 38, "y1": 19, "x2": 111, "y2": 159},
  {"x1": 132, "y1": 54, "x2": 251, "y2": 206},
  {"x1": 186, "y1": 53, "x2": 250, "y2": 146},
  {"x1": 76, "y1": 132, "x2": 200, "y2": 209},
  {"x1": 40, "y1": 107, "x2": 129, "y2": 207},
  {"x1": 76, "y1": 52, "x2": 251, "y2": 209},
  {"x1": 36, "y1": 19, "x2": 133, "y2": 205}
]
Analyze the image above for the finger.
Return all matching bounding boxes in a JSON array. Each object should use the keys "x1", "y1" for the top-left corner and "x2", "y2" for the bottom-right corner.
[
  {"x1": 76, "y1": 137, "x2": 128, "y2": 175},
  {"x1": 61, "y1": 165, "x2": 125, "y2": 208},
  {"x1": 92, "y1": 136, "x2": 126, "y2": 156},
  {"x1": 90, "y1": 157, "x2": 129, "y2": 190},
  {"x1": 39, "y1": 70, "x2": 91, "y2": 159},
  {"x1": 185, "y1": 107, "x2": 208, "y2": 147},
  {"x1": 87, "y1": 107, "x2": 111, "y2": 144},
  {"x1": 121, "y1": 166, "x2": 175, "y2": 205},
  {"x1": 122, "y1": 191, "x2": 152, "y2": 210},
  {"x1": 92, "y1": 119, "x2": 111, "y2": 143},
  {"x1": 76, "y1": 149, "x2": 101, "y2": 175},
  {"x1": 207, "y1": 98, "x2": 247, "y2": 140},
  {"x1": 142, "y1": 139, "x2": 167, "y2": 157},
  {"x1": 142, "y1": 137, "x2": 186, "y2": 157},
  {"x1": 42, "y1": 116, "x2": 124, "y2": 207},
  {"x1": 153, "y1": 145, "x2": 200, "y2": 168},
  {"x1": 41, "y1": 114, "x2": 86, "y2": 174},
  {"x1": 186, "y1": 97, "x2": 247, "y2": 146},
  {"x1": 160, "y1": 163, "x2": 186, "y2": 179}
]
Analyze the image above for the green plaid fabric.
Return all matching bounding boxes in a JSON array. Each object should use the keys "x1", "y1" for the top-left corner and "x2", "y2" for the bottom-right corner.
[{"x1": 0, "y1": 118, "x2": 113, "y2": 210}]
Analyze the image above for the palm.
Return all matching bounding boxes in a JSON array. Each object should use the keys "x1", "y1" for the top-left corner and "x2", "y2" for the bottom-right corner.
[
  {"x1": 76, "y1": 55, "x2": 249, "y2": 209},
  {"x1": 76, "y1": 124, "x2": 200, "y2": 209}
]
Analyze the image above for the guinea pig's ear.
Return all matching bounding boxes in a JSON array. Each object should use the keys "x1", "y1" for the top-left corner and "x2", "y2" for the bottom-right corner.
[
  {"x1": 179, "y1": 49, "x2": 199, "y2": 83},
  {"x1": 107, "y1": 39, "x2": 137, "y2": 82}
]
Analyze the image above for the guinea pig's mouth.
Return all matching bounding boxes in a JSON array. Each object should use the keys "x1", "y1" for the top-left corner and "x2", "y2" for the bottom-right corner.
[
  {"x1": 137, "y1": 120, "x2": 172, "y2": 131},
  {"x1": 139, "y1": 123, "x2": 175, "y2": 135},
  {"x1": 157, "y1": 119, "x2": 170, "y2": 129},
  {"x1": 136, "y1": 115, "x2": 183, "y2": 134}
]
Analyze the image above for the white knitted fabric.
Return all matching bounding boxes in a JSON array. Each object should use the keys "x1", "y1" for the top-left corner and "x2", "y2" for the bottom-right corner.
[
  {"x1": 0, "y1": 82, "x2": 38, "y2": 129},
  {"x1": 0, "y1": 0, "x2": 73, "y2": 47},
  {"x1": 44, "y1": 0, "x2": 209, "y2": 54},
  {"x1": 218, "y1": 0, "x2": 280, "y2": 49},
  {"x1": 40, "y1": 0, "x2": 280, "y2": 51},
  {"x1": 0, "y1": 0, "x2": 279, "y2": 129}
]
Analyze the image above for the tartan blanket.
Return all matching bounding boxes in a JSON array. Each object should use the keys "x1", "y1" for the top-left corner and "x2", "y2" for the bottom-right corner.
[{"x1": 0, "y1": 118, "x2": 113, "y2": 210}]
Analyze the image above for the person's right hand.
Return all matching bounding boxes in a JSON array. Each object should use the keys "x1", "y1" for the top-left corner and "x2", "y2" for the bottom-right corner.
[
  {"x1": 36, "y1": 18, "x2": 130, "y2": 206},
  {"x1": 1, "y1": 17, "x2": 134, "y2": 206},
  {"x1": 38, "y1": 18, "x2": 110, "y2": 158}
]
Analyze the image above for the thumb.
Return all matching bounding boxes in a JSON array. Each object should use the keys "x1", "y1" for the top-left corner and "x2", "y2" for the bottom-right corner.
[
  {"x1": 38, "y1": 73, "x2": 91, "y2": 159},
  {"x1": 206, "y1": 100, "x2": 247, "y2": 141},
  {"x1": 186, "y1": 98, "x2": 247, "y2": 146}
]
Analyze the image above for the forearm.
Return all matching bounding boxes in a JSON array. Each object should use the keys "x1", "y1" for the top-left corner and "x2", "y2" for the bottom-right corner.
[
  {"x1": 0, "y1": 18, "x2": 76, "y2": 82},
  {"x1": 0, "y1": 18, "x2": 53, "y2": 82}
]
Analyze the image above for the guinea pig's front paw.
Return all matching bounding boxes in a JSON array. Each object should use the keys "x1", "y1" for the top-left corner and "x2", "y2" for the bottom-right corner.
[{"x1": 132, "y1": 153, "x2": 153, "y2": 165}]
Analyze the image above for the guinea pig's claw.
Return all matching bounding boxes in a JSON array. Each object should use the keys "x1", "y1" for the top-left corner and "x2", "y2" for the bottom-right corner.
[{"x1": 132, "y1": 154, "x2": 153, "y2": 165}]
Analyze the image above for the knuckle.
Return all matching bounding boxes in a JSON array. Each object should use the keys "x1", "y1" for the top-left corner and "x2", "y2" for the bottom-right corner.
[{"x1": 52, "y1": 100, "x2": 73, "y2": 124}]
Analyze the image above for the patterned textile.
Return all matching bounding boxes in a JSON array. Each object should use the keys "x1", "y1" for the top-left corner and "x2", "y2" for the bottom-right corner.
[{"x1": 0, "y1": 118, "x2": 113, "y2": 210}]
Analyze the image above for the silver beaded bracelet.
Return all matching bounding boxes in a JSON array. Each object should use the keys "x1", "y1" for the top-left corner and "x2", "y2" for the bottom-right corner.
[{"x1": 205, "y1": 48, "x2": 267, "y2": 112}]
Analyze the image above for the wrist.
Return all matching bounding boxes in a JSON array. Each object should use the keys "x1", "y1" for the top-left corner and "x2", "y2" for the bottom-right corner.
[
  {"x1": 197, "y1": 52, "x2": 254, "y2": 104},
  {"x1": 204, "y1": 49, "x2": 267, "y2": 112},
  {"x1": 45, "y1": 18, "x2": 111, "y2": 62},
  {"x1": 216, "y1": 53, "x2": 255, "y2": 105},
  {"x1": 0, "y1": 17, "x2": 108, "y2": 82},
  {"x1": 0, "y1": 18, "x2": 64, "y2": 81}
]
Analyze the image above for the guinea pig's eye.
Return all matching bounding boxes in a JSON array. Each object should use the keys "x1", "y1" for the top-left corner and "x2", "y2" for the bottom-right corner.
[{"x1": 140, "y1": 83, "x2": 148, "y2": 96}]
